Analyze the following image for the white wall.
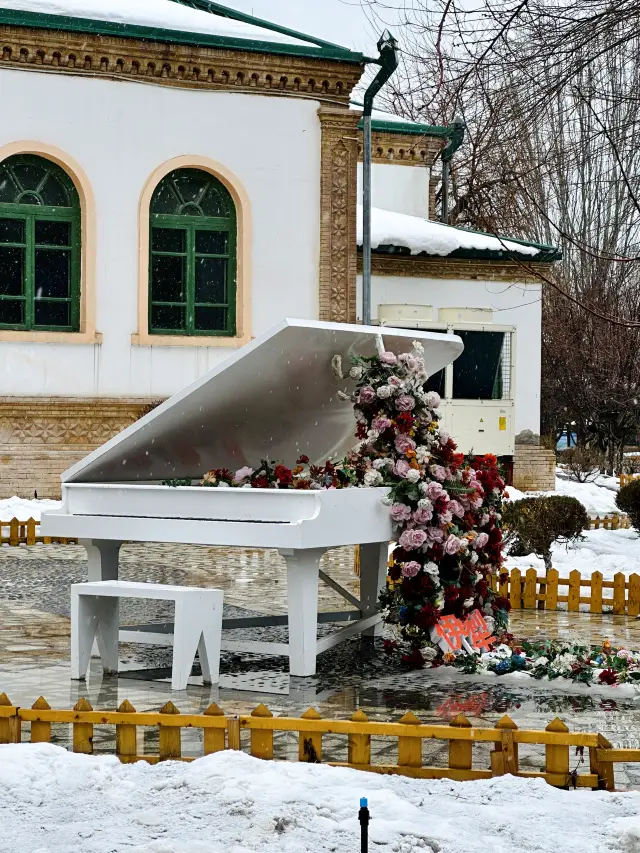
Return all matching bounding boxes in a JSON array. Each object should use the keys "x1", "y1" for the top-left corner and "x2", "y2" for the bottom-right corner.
[
  {"x1": 0, "y1": 69, "x2": 321, "y2": 397},
  {"x1": 357, "y1": 162, "x2": 430, "y2": 218},
  {"x1": 356, "y1": 274, "x2": 542, "y2": 435}
]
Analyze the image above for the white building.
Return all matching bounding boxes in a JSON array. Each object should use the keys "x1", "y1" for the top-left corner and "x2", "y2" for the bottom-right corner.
[{"x1": 0, "y1": 0, "x2": 558, "y2": 496}]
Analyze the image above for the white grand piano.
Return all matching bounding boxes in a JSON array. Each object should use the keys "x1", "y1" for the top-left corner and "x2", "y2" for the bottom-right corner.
[{"x1": 41, "y1": 319, "x2": 462, "y2": 677}]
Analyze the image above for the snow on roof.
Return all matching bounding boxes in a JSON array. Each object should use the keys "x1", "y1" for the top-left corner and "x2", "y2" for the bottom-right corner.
[
  {"x1": 0, "y1": 0, "x2": 321, "y2": 48},
  {"x1": 358, "y1": 205, "x2": 548, "y2": 258}
]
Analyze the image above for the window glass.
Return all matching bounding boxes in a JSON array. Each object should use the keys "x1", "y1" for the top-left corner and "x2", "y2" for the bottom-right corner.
[{"x1": 149, "y1": 169, "x2": 236, "y2": 337}]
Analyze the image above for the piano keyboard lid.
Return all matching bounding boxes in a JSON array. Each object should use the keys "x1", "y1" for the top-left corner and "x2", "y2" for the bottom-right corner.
[{"x1": 62, "y1": 319, "x2": 463, "y2": 485}]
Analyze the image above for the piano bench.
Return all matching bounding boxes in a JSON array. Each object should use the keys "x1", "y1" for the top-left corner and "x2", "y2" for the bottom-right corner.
[{"x1": 70, "y1": 581, "x2": 223, "y2": 691}]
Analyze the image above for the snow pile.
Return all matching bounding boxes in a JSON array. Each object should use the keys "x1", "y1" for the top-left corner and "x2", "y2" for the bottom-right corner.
[
  {"x1": 357, "y1": 205, "x2": 542, "y2": 257},
  {"x1": 0, "y1": 0, "x2": 318, "y2": 47},
  {"x1": 1, "y1": 744, "x2": 640, "y2": 852},
  {"x1": 0, "y1": 495, "x2": 62, "y2": 522},
  {"x1": 505, "y1": 469, "x2": 619, "y2": 515}
]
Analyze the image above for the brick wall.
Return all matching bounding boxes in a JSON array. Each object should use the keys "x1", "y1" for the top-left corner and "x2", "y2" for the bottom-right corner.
[
  {"x1": 0, "y1": 397, "x2": 155, "y2": 498},
  {"x1": 512, "y1": 445, "x2": 556, "y2": 492}
]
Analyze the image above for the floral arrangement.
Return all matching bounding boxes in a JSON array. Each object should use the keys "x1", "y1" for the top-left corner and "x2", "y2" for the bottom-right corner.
[
  {"x1": 164, "y1": 337, "x2": 508, "y2": 666},
  {"x1": 454, "y1": 637, "x2": 640, "y2": 687}
]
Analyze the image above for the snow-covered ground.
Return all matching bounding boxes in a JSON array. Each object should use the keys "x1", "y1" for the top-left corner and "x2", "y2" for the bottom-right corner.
[
  {"x1": 2, "y1": 745, "x2": 640, "y2": 853},
  {"x1": 0, "y1": 495, "x2": 62, "y2": 522},
  {"x1": 505, "y1": 469, "x2": 620, "y2": 515}
]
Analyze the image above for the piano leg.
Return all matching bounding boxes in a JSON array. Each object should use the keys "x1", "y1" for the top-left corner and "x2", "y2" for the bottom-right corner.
[
  {"x1": 279, "y1": 548, "x2": 326, "y2": 677},
  {"x1": 358, "y1": 541, "x2": 389, "y2": 637},
  {"x1": 81, "y1": 539, "x2": 122, "y2": 582}
]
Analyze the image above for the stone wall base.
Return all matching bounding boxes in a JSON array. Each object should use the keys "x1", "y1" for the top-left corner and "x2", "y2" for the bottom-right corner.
[
  {"x1": 0, "y1": 397, "x2": 157, "y2": 498},
  {"x1": 512, "y1": 445, "x2": 556, "y2": 492}
]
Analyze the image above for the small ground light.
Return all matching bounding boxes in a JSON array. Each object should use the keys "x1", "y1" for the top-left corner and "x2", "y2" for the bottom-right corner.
[{"x1": 358, "y1": 797, "x2": 370, "y2": 853}]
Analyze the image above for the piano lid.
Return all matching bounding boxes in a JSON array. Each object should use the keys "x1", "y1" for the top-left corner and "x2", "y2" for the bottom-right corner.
[{"x1": 62, "y1": 319, "x2": 463, "y2": 484}]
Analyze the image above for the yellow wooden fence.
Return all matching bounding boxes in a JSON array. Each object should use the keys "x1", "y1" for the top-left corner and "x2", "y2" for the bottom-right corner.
[
  {"x1": 620, "y1": 473, "x2": 640, "y2": 489},
  {"x1": 587, "y1": 514, "x2": 629, "y2": 530},
  {"x1": 0, "y1": 518, "x2": 76, "y2": 547},
  {"x1": 0, "y1": 693, "x2": 626, "y2": 790},
  {"x1": 492, "y1": 568, "x2": 640, "y2": 614}
]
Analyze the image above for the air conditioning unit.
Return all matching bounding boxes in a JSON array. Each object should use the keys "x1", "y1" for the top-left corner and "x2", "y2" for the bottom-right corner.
[
  {"x1": 378, "y1": 303, "x2": 434, "y2": 328},
  {"x1": 438, "y1": 307, "x2": 494, "y2": 324}
]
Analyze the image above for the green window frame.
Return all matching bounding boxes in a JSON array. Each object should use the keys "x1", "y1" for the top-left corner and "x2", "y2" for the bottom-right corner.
[
  {"x1": 149, "y1": 168, "x2": 237, "y2": 337},
  {"x1": 0, "y1": 154, "x2": 81, "y2": 332}
]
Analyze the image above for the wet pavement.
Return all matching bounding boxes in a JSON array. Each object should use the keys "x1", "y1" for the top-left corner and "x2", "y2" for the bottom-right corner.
[{"x1": 2, "y1": 542, "x2": 640, "y2": 786}]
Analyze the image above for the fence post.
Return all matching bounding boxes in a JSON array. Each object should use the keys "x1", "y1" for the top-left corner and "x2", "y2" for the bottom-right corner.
[
  {"x1": 613, "y1": 572, "x2": 626, "y2": 615},
  {"x1": 491, "y1": 715, "x2": 518, "y2": 776},
  {"x1": 348, "y1": 710, "x2": 372, "y2": 767},
  {"x1": 26, "y1": 518, "x2": 36, "y2": 546},
  {"x1": 545, "y1": 718, "x2": 570, "y2": 784},
  {"x1": 590, "y1": 571, "x2": 603, "y2": 614},
  {"x1": 30, "y1": 697, "x2": 52, "y2": 744},
  {"x1": 546, "y1": 568, "x2": 559, "y2": 610},
  {"x1": 567, "y1": 570, "x2": 581, "y2": 612},
  {"x1": 398, "y1": 711, "x2": 422, "y2": 768},
  {"x1": 593, "y1": 515, "x2": 601, "y2": 530},
  {"x1": 0, "y1": 693, "x2": 20, "y2": 744},
  {"x1": 203, "y1": 703, "x2": 226, "y2": 754},
  {"x1": 448, "y1": 713, "x2": 472, "y2": 771},
  {"x1": 523, "y1": 568, "x2": 537, "y2": 609},
  {"x1": 72, "y1": 698, "x2": 93, "y2": 754},
  {"x1": 116, "y1": 700, "x2": 137, "y2": 762},
  {"x1": 628, "y1": 574, "x2": 640, "y2": 618},
  {"x1": 299, "y1": 707, "x2": 323, "y2": 763},
  {"x1": 9, "y1": 517, "x2": 19, "y2": 547},
  {"x1": 509, "y1": 569, "x2": 522, "y2": 609},
  {"x1": 250, "y1": 704, "x2": 274, "y2": 760},
  {"x1": 612, "y1": 514, "x2": 620, "y2": 531},
  {"x1": 498, "y1": 571, "x2": 509, "y2": 599},
  {"x1": 158, "y1": 701, "x2": 181, "y2": 760},
  {"x1": 227, "y1": 717, "x2": 241, "y2": 751},
  {"x1": 591, "y1": 734, "x2": 615, "y2": 791}
]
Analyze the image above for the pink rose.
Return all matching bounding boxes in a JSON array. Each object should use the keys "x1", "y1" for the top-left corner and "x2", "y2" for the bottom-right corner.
[
  {"x1": 233, "y1": 466, "x2": 254, "y2": 482},
  {"x1": 444, "y1": 534, "x2": 464, "y2": 555},
  {"x1": 427, "y1": 481, "x2": 445, "y2": 500},
  {"x1": 394, "y1": 459, "x2": 411, "y2": 478},
  {"x1": 398, "y1": 529, "x2": 428, "y2": 550},
  {"x1": 372, "y1": 416, "x2": 392, "y2": 432},
  {"x1": 448, "y1": 500, "x2": 464, "y2": 518},
  {"x1": 380, "y1": 351, "x2": 398, "y2": 365},
  {"x1": 427, "y1": 527, "x2": 445, "y2": 543},
  {"x1": 394, "y1": 434, "x2": 416, "y2": 454},
  {"x1": 440, "y1": 511, "x2": 453, "y2": 524},
  {"x1": 401, "y1": 561, "x2": 421, "y2": 578},
  {"x1": 390, "y1": 503, "x2": 413, "y2": 522},
  {"x1": 358, "y1": 386, "x2": 376, "y2": 404},
  {"x1": 413, "y1": 506, "x2": 433, "y2": 524},
  {"x1": 474, "y1": 532, "x2": 489, "y2": 550},
  {"x1": 398, "y1": 353, "x2": 418, "y2": 369},
  {"x1": 471, "y1": 495, "x2": 483, "y2": 509},
  {"x1": 395, "y1": 395, "x2": 416, "y2": 412},
  {"x1": 432, "y1": 465, "x2": 447, "y2": 482}
]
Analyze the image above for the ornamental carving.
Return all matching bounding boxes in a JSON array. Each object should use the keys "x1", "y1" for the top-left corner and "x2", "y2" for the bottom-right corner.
[
  {"x1": 318, "y1": 107, "x2": 360, "y2": 323},
  {"x1": 358, "y1": 131, "x2": 444, "y2": 166},
  {"x1": 0, "y1": 24, "x2": 362, "y2": 103},
  {"x1": 362, "y1": 253, "x2": 550, "y2": 283}
]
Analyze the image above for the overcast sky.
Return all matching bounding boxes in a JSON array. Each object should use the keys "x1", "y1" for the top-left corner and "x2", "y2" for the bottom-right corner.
[{"x1": 228, "y1": 0, "x2": 397, "y2": 54}]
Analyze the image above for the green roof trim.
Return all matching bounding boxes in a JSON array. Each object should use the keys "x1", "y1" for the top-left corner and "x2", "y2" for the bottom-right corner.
[
  {"x1": 0, "y1": 6, "x2": 366, "y2": 63},
  {"x1": 361, "y1": 118, "x2": 451, "y2": 137},
  {"x1": 367, "y1": 242, "x2": 561, "y2": 262}
]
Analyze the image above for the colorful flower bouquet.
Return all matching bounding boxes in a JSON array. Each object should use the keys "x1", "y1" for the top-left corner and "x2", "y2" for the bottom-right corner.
[{"x1": 165, "y1": 337, "x2": 508, "y2": 666}]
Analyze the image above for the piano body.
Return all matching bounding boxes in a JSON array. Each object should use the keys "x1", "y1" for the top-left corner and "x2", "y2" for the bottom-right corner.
[{"x1": 41, "y1": 319, "x2": 463, "y2": 676}]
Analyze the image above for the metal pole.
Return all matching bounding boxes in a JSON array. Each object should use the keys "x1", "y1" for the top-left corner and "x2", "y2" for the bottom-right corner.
[
  {"x1": 441, "y1": 159, "x2": 449, "y2": 224},
  {"x1": 358, "y1": 797, "x2": 370, "y2": 853},
  {"x1": 362, "y1": 112, "x2": 373, "y2": 327}
]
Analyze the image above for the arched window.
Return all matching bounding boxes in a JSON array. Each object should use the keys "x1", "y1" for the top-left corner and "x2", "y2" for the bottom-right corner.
[
  {"x1": 149, "y1": 168, "x2": 237, "y2": 337},
  {"x1": 0, "y1": 154, "x2": 81, "y2": 331}
]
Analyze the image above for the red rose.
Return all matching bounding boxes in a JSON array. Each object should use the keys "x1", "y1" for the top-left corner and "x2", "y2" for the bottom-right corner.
[
  {"x1": 275, "y1": 464, "x2": 293, "y2": 485},
  {"x1": 296, "y1": 455, "x2": 310, "y2": 465},
  {"x1": 599, "y1": 668, "x2": 618, "y2": 685}
]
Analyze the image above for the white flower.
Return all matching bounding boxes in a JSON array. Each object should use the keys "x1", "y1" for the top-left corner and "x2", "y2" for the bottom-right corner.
[
  {"x1": 364, "y1": 469, "x2": 383, "y2": 487},
  {"x1": 376, "y1": 386, "x2": 393, "y2": 399},
  {"x1": 217, "y1": 482, "x2": 230, "y2": 489},
  {"x1": 425, "y1": 391, "x2": 441, "y2": 409},
  {"x1": 337, "y1": 390, "x2": 351, "y2": 401},
  {"x1": 534, "y1": 657, "x2": 549, "y2": 667},
  {"x1": 405, "y1": 469, "x2": 421, "y2": 483},
  {"x1": 463, "y1": 598, "x2": 474, "y2": 608},
  {"x1": 470, "y1": 552, "x2": 479, "y2": 564},
  {"x1": 419, "y1": 482, "x2": 430, "y2": 495},
  {"x1": 424, "y1": 562, "x2": 439, "y2": 579},
  {"x1": 331, "y1": 354, "x2": 343, "y2": 379},
  {"x1": 416, "y1": 446, "x2": 431, "y2": 464},
  {"x1": 372, "y1": 458, "x2": 387, "y2": 470},
  {"x1": 439, "y1": 429, "x2": 451, "y2": 444},
  {"x1": 421, "y1": 646, "x2": 438, "y2": 662},
  {"x1": 412, "y1": 340, "x2": 424, "y2": 354},
  {"x1": 349, "y1": 366, "x2": 364, "y2": 380},
  {"x1": 484, "y1": 616, "x2": 495, "y2": 633},
  {"x1": 418, "y1": 498, "x2": 433, "y2": 511}
]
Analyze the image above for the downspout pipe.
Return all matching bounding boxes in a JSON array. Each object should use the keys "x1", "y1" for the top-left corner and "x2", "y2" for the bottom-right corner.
[
  {"x1": 362, "y1": 31, "x2": 399, "y2": 327},
  {"x1": 440, "y1": 115, "x2": 465, "y2": 224}
]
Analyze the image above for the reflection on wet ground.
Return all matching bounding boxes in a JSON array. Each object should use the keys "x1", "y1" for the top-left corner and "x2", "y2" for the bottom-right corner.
[{"x1": 2, "y1": 542, "x2": 640, "y2": 786}]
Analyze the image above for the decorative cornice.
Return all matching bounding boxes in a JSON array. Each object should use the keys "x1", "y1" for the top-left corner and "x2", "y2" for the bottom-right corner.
[
  {"x1": 358, "y1": 131, "x2": 445, "y2": 166},
  {"x1": 362, "y1": 253, "x2": 554, "y2": 283},
  {"x1": 318, "y1": 106, "x2": 360, "y2": 323},
  {"x1": 0, "y1": 23, "x2": 363, "y2": 103}
]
